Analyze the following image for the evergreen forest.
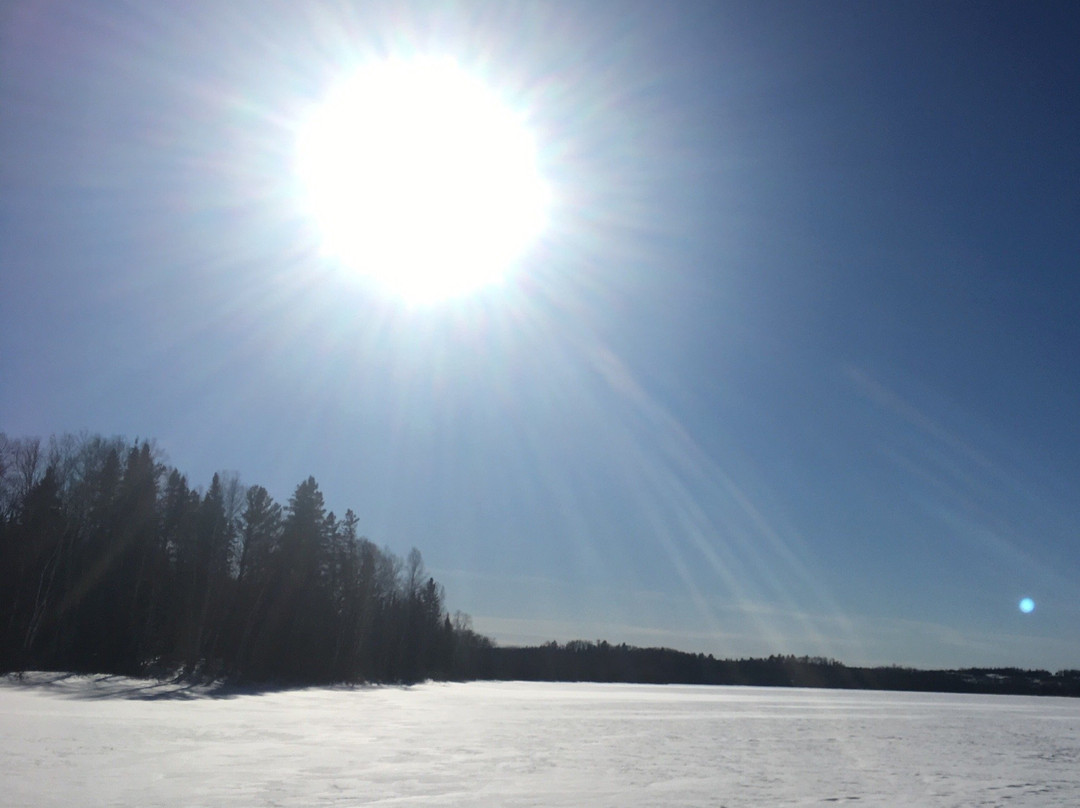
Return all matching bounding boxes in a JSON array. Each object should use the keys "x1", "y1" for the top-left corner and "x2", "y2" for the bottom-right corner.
[
  {"x1": 0, "y1": 432, "x2": 490, "y2": 683},
  {"x1": 3, "y1": 431, "x2": 1077, "y2": 697}
]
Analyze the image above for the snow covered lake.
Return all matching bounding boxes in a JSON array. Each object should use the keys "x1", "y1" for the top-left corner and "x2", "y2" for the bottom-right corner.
[{"x1": 3, "y1": 674, "x2": 1079, "y2": 806}]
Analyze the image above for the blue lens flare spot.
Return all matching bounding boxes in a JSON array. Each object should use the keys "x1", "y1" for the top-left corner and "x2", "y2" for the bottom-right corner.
[{"x1": 1019, "y1": 597, "x2": 1035, "y2": 614}]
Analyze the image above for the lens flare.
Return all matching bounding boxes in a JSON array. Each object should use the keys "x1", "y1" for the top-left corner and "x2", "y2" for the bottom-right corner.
[{"x1": 1019, "y1": 597, "x2": 1035, "y2": 614}]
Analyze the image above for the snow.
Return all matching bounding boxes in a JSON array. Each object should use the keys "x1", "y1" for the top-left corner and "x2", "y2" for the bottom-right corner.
[{"x1": 3, "y1": 674, "x2": 1080, "y2": 806}]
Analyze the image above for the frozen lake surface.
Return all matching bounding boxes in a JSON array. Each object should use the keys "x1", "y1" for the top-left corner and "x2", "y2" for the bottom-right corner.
[{"x1": 3, "y1": 673, "x2": 1079, "y2": 806}]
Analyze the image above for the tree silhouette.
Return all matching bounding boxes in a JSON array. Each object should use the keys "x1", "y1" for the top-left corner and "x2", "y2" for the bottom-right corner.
[
  {"x1": 0, "y1": 432, "x2": 478, "y2": 684},
  {"x1": 4, "y1": 430, "x2": 1077, "y2": 697}
]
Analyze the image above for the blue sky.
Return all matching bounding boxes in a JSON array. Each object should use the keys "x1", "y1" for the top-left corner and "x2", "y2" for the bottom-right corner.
[{"x1": 3, "y1": 1, "x2": 1078, "y2": 669}]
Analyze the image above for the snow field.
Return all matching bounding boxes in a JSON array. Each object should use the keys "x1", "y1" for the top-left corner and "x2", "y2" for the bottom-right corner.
[{"x1": 2, "y1": 674, "x2": 1079, "y2": 806}]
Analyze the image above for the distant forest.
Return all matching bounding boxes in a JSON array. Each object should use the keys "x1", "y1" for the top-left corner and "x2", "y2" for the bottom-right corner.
[
  {"x1": 3, "y1": 432, "x2": 1077, "y2": 697},
  {"x1": 469, "y1": 642, "x2": 1080, "y2": 698}
]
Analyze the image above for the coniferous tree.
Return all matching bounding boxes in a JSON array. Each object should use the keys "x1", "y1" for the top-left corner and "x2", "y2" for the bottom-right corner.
[
  {"x1": 189, "y1": 473, "x2": 231, "y2": 673},
  {"x1": 116, "y1": 443, "x2": 161, "y2": 672},
  {"x1": 0, "y1": 466, "x2": 65, "y2": 668},
  {"x1": 232, "y1": 484, "x2": 282, "y2": 676}
]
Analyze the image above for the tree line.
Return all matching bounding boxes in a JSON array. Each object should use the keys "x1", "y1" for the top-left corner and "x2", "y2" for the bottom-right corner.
[
  {"x1": 470, "y1": 641, "x2": 1080, "y2": 697},
  {"x1": 0, "y1": 432, "x2": 490, "y2": 683},
  {"x1": 4, "y1": 431, "x2": 1075, "y2": 697}
]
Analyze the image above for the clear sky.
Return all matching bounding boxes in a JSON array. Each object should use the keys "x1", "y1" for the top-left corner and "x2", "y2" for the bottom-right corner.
[{"x1": 3, "y1": 1, "x2": 1078, "y2": 670}]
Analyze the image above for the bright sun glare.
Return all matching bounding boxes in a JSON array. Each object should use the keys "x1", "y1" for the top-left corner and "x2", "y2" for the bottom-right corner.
[{"x1": 295, "y1": 57, "x2": 550, "y2": 304}]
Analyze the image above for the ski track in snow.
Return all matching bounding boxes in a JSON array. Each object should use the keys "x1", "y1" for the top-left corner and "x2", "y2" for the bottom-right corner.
[{"x1": 3, "y1": 673, "x2": 1080, "y2": 806}]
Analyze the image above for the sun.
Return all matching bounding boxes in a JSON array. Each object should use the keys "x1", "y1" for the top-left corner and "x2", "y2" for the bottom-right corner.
[{"x1": 294, "y1": 57, "x2": 550, "y2": 304}]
